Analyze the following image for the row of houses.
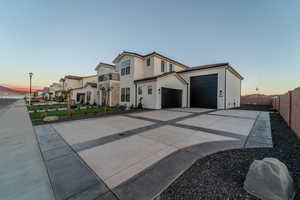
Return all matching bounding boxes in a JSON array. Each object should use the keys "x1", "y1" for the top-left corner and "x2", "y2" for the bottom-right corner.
[{"x1": 43, "y1": 51, "x2": 243, "y2": 109}]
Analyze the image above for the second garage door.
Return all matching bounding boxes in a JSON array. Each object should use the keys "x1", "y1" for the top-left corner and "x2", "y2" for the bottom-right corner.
[
  {"x1": 190, "y1": 74, "x2": 218, "y2": 109},
  {"x1": 161, "y1": 87, "x2": 182, "y2": 108}
]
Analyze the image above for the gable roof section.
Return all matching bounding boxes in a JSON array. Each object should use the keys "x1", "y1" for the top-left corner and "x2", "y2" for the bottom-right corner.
[
  {"x1": 178, "y1": 62, "x2": 244, "y2": 80},
  {"x1": 95, "y1": 62, "x2": 116, "y2": 71},
  {"x1": 64, "y1": 75, "x2": 82, "y2": 80},
  {"x1": 134, "y1": 72, "x2": 188, "y2": 85},
  {"x1": 64, "y1": 74, "x2": 97, "y2": 80},
  {"x1": 178, "y1": 63, "x2": 229, "y2": 73},
  {"x1": 112, "y1": 51, "x2": 189, "y2": 69}
]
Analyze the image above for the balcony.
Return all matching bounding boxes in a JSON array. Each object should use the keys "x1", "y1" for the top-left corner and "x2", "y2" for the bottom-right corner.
[{"x1": 98, "y1": 73, "x2": 120, "y2": 82}]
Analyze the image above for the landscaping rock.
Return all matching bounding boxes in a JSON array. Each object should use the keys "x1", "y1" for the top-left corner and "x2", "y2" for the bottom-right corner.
[
  {"x1": 244, "y1": 157, "x2": 295, "y2": 200},
  {"x1": 158, "y1": 113, "x2": 300, "y2": 200},
  {"x1": 43, "y1": 116, "x2": 59, "y2": 122}
]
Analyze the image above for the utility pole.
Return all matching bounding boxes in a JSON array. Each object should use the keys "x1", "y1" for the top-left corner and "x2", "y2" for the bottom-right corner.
[{"x1": 29, "y1": 72, "x2": 33, "y2": 105}]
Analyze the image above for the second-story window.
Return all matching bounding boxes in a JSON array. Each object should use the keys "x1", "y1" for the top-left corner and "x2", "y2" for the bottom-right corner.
[
  {"x1": 169, "y1": 64, "x2": 173, "y2": 72},
  {"x1": 161, "y1": 61, "x2": 165, "y2": 72},
  {"x1": 126, "y1": 66, "x2": 130, "y2": 74},
  {"x1": 121, "y1": 68, "x2": 125, "y2": 76},
  {"x1": 121, "y1": 60, "x2": 131, "y2": 76},
  {"x1": 147, "y1": 58, "x2": 150, "y2": 66},
  {"x1": 98, "y1": 75, "x2": 104, "y2": 82}
]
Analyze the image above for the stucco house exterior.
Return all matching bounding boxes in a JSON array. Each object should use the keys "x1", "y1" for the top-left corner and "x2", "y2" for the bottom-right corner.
[
  {"x1": 48, "y1": 83, "x2": 62, "y2": 100},
  {"x1": 71, "y1": 82, "x2": 97, "y2": 104},
  {"x1": 95, "y1": 62, "x2": 120, "y2": 107},
  {"x1": 110, "y1": 51, "x2": 243, "y2": 109},
  {"x1": 59, "y1": 75, "x2": 97, "y2": 104}
]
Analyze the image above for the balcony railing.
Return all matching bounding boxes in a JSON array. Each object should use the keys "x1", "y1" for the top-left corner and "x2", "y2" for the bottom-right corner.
[{"x1": 98, "y1": 73, "x2": 120, "y2": 82}]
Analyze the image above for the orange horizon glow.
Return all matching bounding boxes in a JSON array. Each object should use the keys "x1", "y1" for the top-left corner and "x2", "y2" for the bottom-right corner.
[{"x1": 11, "y1": 88, "x2": 41, "y2": 93}]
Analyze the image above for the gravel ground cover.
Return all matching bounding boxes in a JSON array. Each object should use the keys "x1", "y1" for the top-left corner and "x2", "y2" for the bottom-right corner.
[{"x1": 157, "y1": 112, "x2": 300, "y2": 200}]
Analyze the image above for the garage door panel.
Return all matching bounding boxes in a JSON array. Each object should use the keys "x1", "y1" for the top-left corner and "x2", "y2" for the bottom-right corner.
[
  {"x1": 190, "y1": 74, "x2": 218, "y2": 109},
  {"x1": 161, "y1": 87, "x2": 182, "y2": 108}
]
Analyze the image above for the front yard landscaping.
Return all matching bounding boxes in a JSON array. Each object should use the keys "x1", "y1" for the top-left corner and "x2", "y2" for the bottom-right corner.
[
  {"x1": 28, "y1": 104, "x2": 125, "y2": 121},
  {"x1": 157, "y1": 112, "x2": 300, "y2": 200},
  {"x1": 27, "y1": 104, "x2": 67, "y2": 111}
]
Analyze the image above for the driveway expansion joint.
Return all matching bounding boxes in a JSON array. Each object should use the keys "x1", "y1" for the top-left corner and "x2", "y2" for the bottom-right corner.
[{"x1": 73, "y1": 110, "x2": 216, "y2": 152}]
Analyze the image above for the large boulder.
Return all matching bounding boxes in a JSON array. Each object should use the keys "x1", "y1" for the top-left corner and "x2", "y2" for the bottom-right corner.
[
  {"x1": 43, "y1": 116, "x2": 59, "y2": 122},
  {"x1": 244, "y1": 158, "x2": 295, "y2": 200}
]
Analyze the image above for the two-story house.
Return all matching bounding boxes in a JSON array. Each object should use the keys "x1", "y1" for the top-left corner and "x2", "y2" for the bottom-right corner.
[
  {"x1": 60, "y1": 75, "x2": 97, "y2": 104},
  {"x1": 95, "y1": 62, "x2": 120, "y2": 107},
  {"x1": 48, "y1": 82, "x2": 62, "y2": 100},
  {"x1": 112, "y1": 51, "x2": 243, "y2": 109}
]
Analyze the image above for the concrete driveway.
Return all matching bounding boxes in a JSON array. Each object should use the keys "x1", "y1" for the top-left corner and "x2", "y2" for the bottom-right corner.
[{"x1": 34, "y1": 108, "x2": 272, "y2": 200}]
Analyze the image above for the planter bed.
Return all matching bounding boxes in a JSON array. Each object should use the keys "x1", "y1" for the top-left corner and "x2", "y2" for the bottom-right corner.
[
  {"x1": 31, "y1": 108, "x2": 147, "y2": 125},
  {"x1": 156, "y1": 112, "x2": 300, "y2": 200},
  {"x1": 27, "y1": 104, "x2": 67, "y2": 111}
]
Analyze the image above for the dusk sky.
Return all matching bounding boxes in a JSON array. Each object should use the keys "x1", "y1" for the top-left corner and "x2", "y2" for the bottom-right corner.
[{"x1": 1, "y1": 0, "x2": 299, "y2": 95}]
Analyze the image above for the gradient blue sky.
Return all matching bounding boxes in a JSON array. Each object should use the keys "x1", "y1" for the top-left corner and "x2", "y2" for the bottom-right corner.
[{"x1": 0, "y1": 0, "x2": 299, "y2": 94}]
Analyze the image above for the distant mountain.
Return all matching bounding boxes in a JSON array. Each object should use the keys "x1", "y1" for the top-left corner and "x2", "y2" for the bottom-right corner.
[{"x1": 0, "y1": 85, "x2": 27, "y2": 95}]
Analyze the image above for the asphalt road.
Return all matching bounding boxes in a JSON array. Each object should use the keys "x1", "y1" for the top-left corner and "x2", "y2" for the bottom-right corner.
[{"x1": 0, "y1": 98, "x2": 18, "y2": 114}]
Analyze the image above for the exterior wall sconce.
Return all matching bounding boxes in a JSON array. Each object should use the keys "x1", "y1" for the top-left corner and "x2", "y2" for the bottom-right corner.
[{"x1": 219, "y1": 90, "x2": 223, "y2": 97}]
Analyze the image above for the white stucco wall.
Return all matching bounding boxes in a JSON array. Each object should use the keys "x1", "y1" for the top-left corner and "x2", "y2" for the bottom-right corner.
[
  {"x1": 133, "y1": 56, "x2": 147, "y2": 80},
  {"x1": 179, "y1": 67, "x2": 226, "y2": 109},
  {"x1": 136, "y1": 75, "x2": 187, "y2": 109},
  {"x1": 116, "y1": 56, "x2": 135, "y2": 107},
  {"x1": 71, "y1": 85, "x2": 97, "y2": 105},
  {"x1": 225, "y1": 69, "x2": 241, "y2": 108},
  {"x1": 136, "y1": 81, "x2": 157, "y2": 109},
  {"x1": 82, "y1": 76, "x2": 96, "y2": 86},
  {"x1": 65, "y1": 79, "x2": 81, "y2": 90}
]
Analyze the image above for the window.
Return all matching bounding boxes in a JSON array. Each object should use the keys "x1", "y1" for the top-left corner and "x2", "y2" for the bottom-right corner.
[
  {"x1": 126, "y1": 66, "x2": 130, "y2": 74},
  {"x1": 121, "y1": 88, "x2": 130, "y2": 102},
  {"x1": 169, "y1": 64, "x2": 173, "y2": 72},
  {"x1": 121, "y1": 88, "x2": 125, "y2": 101},
  {"x1": 121, "y1": 60, "x2": 131, "y2": 76},
  {"x1": 161, "y1": 61, "x2": 165, "y2": 72},
  {"x1": 121, "y1": 68, "x2": 125, "y2": 76},
  {"x1": 138, "y1": 86, "x2": 142, "y2": 95},
  {"x1": 126, "y1": 88, "x2": 130, "y2": 102},
  {"x1": 148, "y1": 86, "x2": 152, "y2": 95},
  {"x1": 147, "y1": 58, "x2": 150, "y2": 66},
  {"x1": 98, "y1": 75, "x2": 104, "y2": 82},
  {"x1": 87, "y1": 91, "x2": 91, "y2": 102}
]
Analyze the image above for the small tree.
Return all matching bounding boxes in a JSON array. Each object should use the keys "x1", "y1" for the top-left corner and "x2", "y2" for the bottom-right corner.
[
  {"x1": 138, "y1": 97, "x2": 143, "y2": 109},
  {"x1": 100, "y1": 86, "x2": 112, "y2": 112},
  {"x1": 62, "y1": 89, "x2": 72, "y2": 115}
]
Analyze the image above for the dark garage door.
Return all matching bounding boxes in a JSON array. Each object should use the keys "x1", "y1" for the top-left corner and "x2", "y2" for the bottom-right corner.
[
  {"x1": 190, "y1": 74, "x2": 218, "y2": 109},
  {"x1": 161, "y1": 87, "x2": 182, "y2": 108}
]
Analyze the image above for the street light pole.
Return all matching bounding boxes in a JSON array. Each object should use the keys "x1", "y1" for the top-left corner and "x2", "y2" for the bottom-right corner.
[{"x1": 29, "y1": 72, "x2": 33, "y2": 105}]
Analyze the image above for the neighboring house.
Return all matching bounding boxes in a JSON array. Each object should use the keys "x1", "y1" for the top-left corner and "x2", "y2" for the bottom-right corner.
[
  {"x1": 48, "y1": 83, "x2": 62, "y2": 100},
  {"x1": 59, "y1": 75, "x2": 97, "y2": 104},
  {"x1": 111, "y1": 51, "x2": 243, "y2": 109},
  {"x1": 95, "y1": 62, "x2": 120, "y2": 107},
  {"x1": 71, "y1": 82, "x2": 97, "y2": 104}
]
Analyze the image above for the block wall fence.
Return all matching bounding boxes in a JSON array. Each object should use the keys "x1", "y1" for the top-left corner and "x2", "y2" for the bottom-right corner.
[
  {"x1": 273, "y1": 88, "x2": 300, "y2": 139},
  {"x1": 241, "y1": 96, "x2": 273, "y2": 105}
]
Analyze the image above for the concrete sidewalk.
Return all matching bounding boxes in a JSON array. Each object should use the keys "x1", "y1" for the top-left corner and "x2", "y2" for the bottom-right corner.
[{"x1": 0, "y1": 100, "x2": 54, "y2": 200}]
